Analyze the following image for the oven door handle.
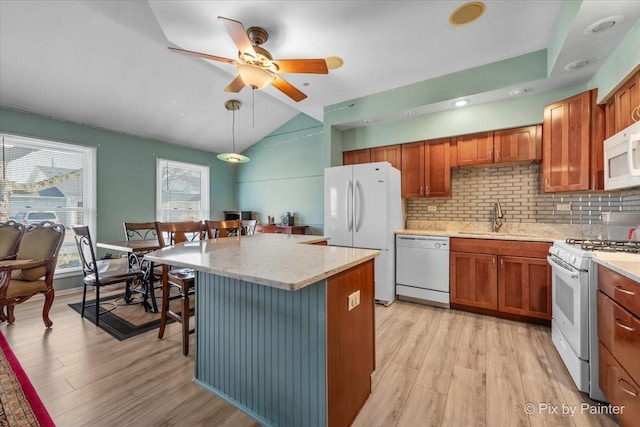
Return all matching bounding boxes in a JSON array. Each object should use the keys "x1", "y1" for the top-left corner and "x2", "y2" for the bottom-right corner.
[{"x1": 547, "y1": 256, "x2": 579, "y2": 279}]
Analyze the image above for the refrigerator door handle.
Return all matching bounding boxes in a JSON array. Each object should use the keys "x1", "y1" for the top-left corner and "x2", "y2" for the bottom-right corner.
[
  {"x1": 347, "y1": 180, "x2": 353, "y2": 232},
  {"x1": 354, "y1": 180, "x2": 362, "y2": 232}
]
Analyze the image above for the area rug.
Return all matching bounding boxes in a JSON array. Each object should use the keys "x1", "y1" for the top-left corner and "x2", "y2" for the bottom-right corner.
[
  {"x1": 68, "y1": 293, "x2": 194, "y2": 341},
  {"x1": 0, "y1": 331, "x2": 56, "y2": 427}
]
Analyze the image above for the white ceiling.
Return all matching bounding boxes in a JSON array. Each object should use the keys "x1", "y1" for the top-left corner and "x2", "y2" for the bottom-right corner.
[{"x1": 1, "y1": 1, "x2": 639, "y2": 154}]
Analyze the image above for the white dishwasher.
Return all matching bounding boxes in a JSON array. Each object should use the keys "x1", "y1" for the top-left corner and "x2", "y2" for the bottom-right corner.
[{"x1": 396, "y1": 235, "x2": 450, "y2": 308}]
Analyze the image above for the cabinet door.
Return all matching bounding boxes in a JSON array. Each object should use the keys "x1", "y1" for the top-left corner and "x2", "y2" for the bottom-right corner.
[
  {"x1": 615, "y1": 70, "x2": 640, "y2": 133},
  {"x1": 424, "y1": 138, "x2": 451, "y2": 197},
  {"x1": 401, "y1": 141, "x2": 425, "y2": 198},
  {"x1": 498, "y1": 256, "x2": 551, "y2": 319},
  {"x1": 371, "y1": 145, "x2": 401, "y2": 171},
  {"x1": 454, "y1": 132, "x2": 494, "y2": 166},
  {"x1": 343, "y1": 149, "x2": 371, "y2": 165},
  {"x1": 450, "y1": 252, "x2": 497, "y2": 310},
  {"x1": 494, "y1": 125, "x2": 542, "y2": 163},
  {"x1": 542, "y1": 90, "x2": 591, "y2": 192}
]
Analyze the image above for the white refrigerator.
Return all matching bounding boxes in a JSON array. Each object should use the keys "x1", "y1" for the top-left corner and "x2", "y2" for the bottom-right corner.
[{"x1": 324, "y1": 162, "x2": 402, "y2": 304}]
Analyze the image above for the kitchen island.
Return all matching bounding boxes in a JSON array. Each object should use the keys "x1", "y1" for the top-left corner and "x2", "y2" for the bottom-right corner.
[{"x1": 144, "y1": 234, "x2": 379, "y2": 427}]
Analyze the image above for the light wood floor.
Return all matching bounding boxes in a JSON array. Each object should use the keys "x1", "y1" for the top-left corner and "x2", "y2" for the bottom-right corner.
[{"x1": 1, "y1": 291, "x2": 619, "y2": 427}]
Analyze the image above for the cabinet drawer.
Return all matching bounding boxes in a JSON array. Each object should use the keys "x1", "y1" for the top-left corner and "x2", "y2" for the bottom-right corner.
[
  {"x1": 599, "y1": 343, "x2": 640, "y2": 427},
  {"x1": 598, "y1": 291, "x2": 640, "y2": 384},
  {"x1": 599, "y1": 265, "x2": 640, "y2": 318}
]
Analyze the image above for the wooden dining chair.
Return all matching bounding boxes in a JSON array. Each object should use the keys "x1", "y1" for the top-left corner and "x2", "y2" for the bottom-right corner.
[
  {"x1": 0, "y1": 221, "x2": 65, "y2": 327},
  {"x1": 0, "y1": 220, "x2": 25, "y2": 261},
  {"x1": 154, "y1": 221, "x2": 205, "y2": 355},
  {"x1": 123, "y1": 221, "x2": 157, "y2": 241},
  {"x1": 204, "y1": 220, "x2": 242, "y2": 239},
  {"x1": 241, "y1": 219, "x2": 258, "y2": 236},
  {"x1": 72, "y1": 226, "x2": 145, "y2": 327}
]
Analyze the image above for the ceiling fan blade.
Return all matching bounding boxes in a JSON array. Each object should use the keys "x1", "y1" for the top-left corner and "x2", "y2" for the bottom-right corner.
[
  {"x1": 217, "y1": 16, "x2": 257, "y2": 58},
  {"x1": 224, "y1": 75, "x2": 246, "y2": 93},
  {"x1": 272, "y1": 75, "x2": 307, "y2": 102},
  {"x1": 168, "y1": 47, "x2": 236, "y2": 64},
  {"x1": 272, "y1": 59, "x2": 329, "y2": 74}
]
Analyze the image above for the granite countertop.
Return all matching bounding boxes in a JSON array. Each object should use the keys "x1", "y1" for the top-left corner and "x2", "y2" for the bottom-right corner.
[
  {"x1": 144, "y1": 234, "x2": 379, "y2": 291},
  {"x1": 592, "y1": 252, "x2": 640, "y2": 283},
  {"x1": 396, "y1": 229, "x2": 557, "y2": 242}
]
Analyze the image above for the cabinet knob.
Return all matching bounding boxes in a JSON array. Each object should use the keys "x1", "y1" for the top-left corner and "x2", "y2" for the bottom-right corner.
[
  {"x1": 618, "y1": 378, "x2": 638, "y2": 397},
  {"x1": 615, "y1": 285, "x2": 636, "y2": 296},
  {"x1": 496, "y1": 149, "x2": 500, "y2": 161},
  {"x1": 500, "y1": 258, "x2": 504, "y2": 270},
  {"x1": 489, "y1": 149, "x2": 493, "y2": 160},
  {"x1": 425, "y1": 186, "x2": 429, "y2": 196}
]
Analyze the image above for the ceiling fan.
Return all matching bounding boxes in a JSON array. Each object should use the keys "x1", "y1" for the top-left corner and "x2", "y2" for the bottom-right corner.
[{"x1": 168, "y1": 16, "x2": 342, "y2": 102}]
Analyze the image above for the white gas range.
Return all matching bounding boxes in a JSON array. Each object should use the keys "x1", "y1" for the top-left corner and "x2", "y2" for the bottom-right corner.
[{"x1": 548, "y1": 238, "x2": 640, "y2": 402}]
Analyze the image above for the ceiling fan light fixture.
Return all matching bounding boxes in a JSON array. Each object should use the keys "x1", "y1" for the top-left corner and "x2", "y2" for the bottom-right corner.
[
  {"x1": 237, "y1": 63, "x2": 275, "y2": 89},
  {"x1": 325, "y1": 56, "x2": 344, "y2": 70}
]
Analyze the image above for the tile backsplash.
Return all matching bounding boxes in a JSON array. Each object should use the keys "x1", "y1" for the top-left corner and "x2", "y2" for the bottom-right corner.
[{"x1": 406, "y1": 164, "x2": 640, "y2": 225}]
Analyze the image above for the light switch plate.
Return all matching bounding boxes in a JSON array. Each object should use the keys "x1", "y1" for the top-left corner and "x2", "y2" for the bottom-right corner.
[
  {"x1": 556, "y1": 203, "x2": 572, "y2": 211},
  {"x1": 348, "y1": 290, "x2": 361, "y2": 311},
  {"x1": 427, "y1": 206, "x2": 438, "y2": 212}
]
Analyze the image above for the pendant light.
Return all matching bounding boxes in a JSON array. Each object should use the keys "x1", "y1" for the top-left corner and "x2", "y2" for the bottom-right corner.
[{"x1": 217, "y1": 99, "x2": 250, "y2": 163}]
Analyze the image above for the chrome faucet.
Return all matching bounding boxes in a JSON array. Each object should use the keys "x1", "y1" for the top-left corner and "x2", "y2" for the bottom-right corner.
[{"x1": 492, "y1": 200, "x2": 504, "y2": 232}]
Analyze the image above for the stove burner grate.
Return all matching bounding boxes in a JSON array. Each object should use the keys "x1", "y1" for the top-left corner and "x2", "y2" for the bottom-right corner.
[{"x1": 565, "y1": 238, "x2": 640, "y2": 254}]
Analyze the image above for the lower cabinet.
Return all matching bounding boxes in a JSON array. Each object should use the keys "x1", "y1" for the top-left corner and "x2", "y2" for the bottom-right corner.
[
  {"x1": 450, "y1": 238, "x2": 552, "y2": 321},
  {"x1": 498, "y1": 256, "x2": 551, "y2": 319},
  {"x1": 598, "y1": 264, "x2": 640, "y2": 427},
  {"x1": 450, "y1": 252, "x2": 497, "y2": 310}
]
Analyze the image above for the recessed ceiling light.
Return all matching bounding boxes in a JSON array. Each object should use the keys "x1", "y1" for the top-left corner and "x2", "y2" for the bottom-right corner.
[
  {"x1": 325, "y1": 56, "x2": 344, "y2": 70},
  {"x1": 509, "y1": 88, "x2": 530, "y2": 96},
  {"x1": 564, "y1": 58, "x2": 595, "y2": 71},
  {"x1": 453, "y1": 99, "x2": 469, "y2": 107},
  {"x1": 364, "y1": 119, "x2": 376, "y2": 124},
  {"x1": 404, "y1": 110, "x2": 418, "y2": 117},
  {"x1": 584, "y1": 15, "x2": 624, "y2": 34},
  {"x1": 449, "y1": 2, "x2": 486, "y2": 26},
  {"x1": 302, "y1": 82, "x2": 310, "y2": 87}
]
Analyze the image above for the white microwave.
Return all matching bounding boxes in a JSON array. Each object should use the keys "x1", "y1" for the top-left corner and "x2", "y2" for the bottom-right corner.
[{"x1": 604, "y1": 120, "x2": 640, "y2": 190}]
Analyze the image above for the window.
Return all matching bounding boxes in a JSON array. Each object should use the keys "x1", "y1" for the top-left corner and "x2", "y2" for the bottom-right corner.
[
  {"x1": 156, "y1": 159, "x2": 209, "y2": 221},
  {"x1": 1, "y1": 133, "x2": 96, "y2": 274}
]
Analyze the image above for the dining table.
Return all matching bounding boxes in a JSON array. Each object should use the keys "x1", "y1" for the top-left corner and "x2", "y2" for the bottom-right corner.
[{"x1": 96, "y1": 239, "x2": 160, "y2": 312}]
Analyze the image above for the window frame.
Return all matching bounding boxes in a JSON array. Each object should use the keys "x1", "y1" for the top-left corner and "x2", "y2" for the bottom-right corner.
[
  {"x1": 1, "y1": 133, "x2": 96, "y2": 277},
  {"x1": 155, "y1": 158, "x2": 210, "y2": 222}
]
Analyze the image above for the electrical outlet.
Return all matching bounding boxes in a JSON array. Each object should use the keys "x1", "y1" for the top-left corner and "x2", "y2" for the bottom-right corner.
[
  {"x1": 427, "y1": 206, "x2": 438, "y2": 212},
  {"x1": 348, "y1": 290, "x2": 361, "y2": 311},
  {"x1": 556, "y1": 203, "x2": 572, "y2": 211}
]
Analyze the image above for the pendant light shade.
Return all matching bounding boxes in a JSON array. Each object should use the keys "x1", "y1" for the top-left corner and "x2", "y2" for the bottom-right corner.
[
  {"x1": 236, "y1": 64, "x2": 275, "y2": 89},
  {"x1": 217, "y1": 99, "x2": 250, "y2": 163}
]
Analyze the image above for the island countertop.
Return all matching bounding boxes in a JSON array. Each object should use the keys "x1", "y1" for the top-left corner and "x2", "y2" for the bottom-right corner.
[{"x1": 144, "y1": 233, "x2": 379, "y2": 291}]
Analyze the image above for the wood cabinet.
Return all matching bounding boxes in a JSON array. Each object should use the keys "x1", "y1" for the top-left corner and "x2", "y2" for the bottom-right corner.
[
  {"x1": 542, "y1": 90, "x2": 601, "y2": 192},
  {"x1": 598, "y1": 264, "x2": 640, "y2": 427},
  {"x1": 614, "y1": 70, "x2": 640, "y2": 133},
  {"x1": 498, "y1": 256, "x2": 551, "y2": 319},
  {"x1": 256, "y1": 224, "x2": 307, "y2": 235},
  {"x1": 401, "y1": 138, "x2": 450, "y2": 198},
  {"x1": 343, "y1": 148, "x2": 371, "y2": 166},
  {"x1": 452, "y1": 132, "x2": 494, "y2": 166},
  {"x1": 370, "y1": 144, "x2": 401, "y2": 170},
  {"x1": 450, "y1": 238, "x2": 552, "y2": 322},
  {"x1": 493, "y1": 125, "x2": 542, "y2": 163},
  {"x1": 450, "y1": 252, "x2": 497, "y2": 310}
]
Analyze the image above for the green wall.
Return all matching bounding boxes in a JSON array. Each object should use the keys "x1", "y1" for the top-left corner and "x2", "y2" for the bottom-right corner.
[
  {"x1": 0, "y1": 107, "x2": 236, "y2": 289},
  {"x1": 340, "y1": 84, "x2": 586, "y2": 150},
  {"x1": 236, "y1": 114, "x2": 324, "y2": 235}
]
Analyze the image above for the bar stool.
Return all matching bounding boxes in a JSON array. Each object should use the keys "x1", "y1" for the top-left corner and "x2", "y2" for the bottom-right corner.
[{"x1": 154, "y1": 221, "x2": 204, "y2": 355}]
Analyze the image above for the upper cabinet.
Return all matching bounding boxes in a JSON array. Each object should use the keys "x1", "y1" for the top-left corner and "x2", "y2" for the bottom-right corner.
[
  {"x1": 452, "y1": 132, "x2": 494, "y2": 166},
  {"x1": 450, "y1": 126, "x2": 542, "y2": 167},
  {"x1": 493, "y1": 125, "x2": 542, "y2": 163},
  {"x1": 371, "y1": 144, "x2": 402, "y2": 170},
  {"x1": 342, "y1": 148, "x2": 371, "y2": 166},
  {"x1": 605, "y1": 69, "x2": 640, "y2": 139},
  {"x1": 541, "y1": 89, "x2": 603, "y2": 193},
  {"x1": 614, "y1": 70, "x2": 640, "y2": 133},
  {"x1": 401, "y1": 138, "x2": 451, "y2": 198}
]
